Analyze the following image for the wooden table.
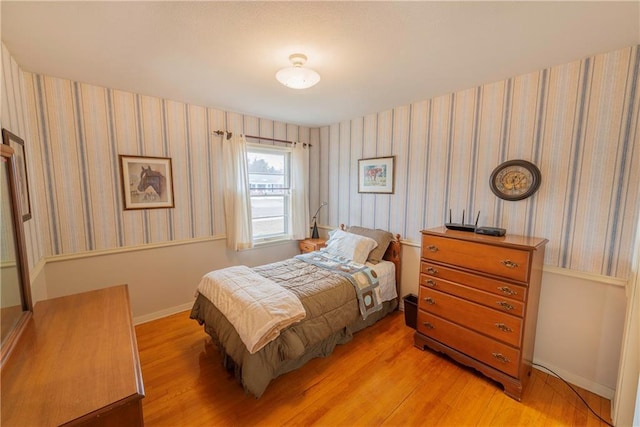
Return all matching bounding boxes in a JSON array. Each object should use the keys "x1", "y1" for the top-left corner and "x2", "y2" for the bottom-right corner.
[
  {"x1": 1, "y1": 285, "x2": 145, "y2": 426},
  {"x1": 298, "y1": 238, "x2": 327, "y2": 253}
]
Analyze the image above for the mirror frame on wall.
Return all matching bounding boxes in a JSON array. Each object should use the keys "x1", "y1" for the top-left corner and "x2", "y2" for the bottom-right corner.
[{"x1": 0, "y1": 143, "x2": 33, "y2": 367}]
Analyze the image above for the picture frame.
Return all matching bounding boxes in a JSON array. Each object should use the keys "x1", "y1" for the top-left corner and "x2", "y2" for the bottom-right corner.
[
  {"x1": 358, "y1": 156, "x2": 395, "y2": 194},
  {"x1": 119, "y1": 155, "x2": 175, "y2": 210},
  {"x1": 2, "y1": 129, "x2": 32, "y2": 221}
]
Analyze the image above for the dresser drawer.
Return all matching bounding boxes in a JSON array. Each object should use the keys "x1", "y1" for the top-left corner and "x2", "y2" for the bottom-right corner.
[
  {"x1": 419, "y1": 273, "x2": 524, "y2": 316},
  {"x1": 299, "y1": 241, "x2": 316, "y2": 253},
  {"x1": 422, "y1": 234, "x2": 530, "y2": 282},
  {"x1": 418, "y1": 287, "x2": 522, "y2": 347},
  {"x1": 417, "y1": 311, "x2": 521, "y2": 377},
  {"x1": 421, "y1": 262, "x2": 526, "y2": 302},
  {"x1": 299, "y1": 239, "x2": 326, "y2": 253}
]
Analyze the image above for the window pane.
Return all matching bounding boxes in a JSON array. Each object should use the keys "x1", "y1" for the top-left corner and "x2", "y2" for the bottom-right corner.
[
  {"x1": 246, "y1": 145, "x2": 291, "y2": 241},
  {"x1": 252, "y1": 217, "x2": 285, "y2": 238},
  {"x1": 250, "y1": 188, "x2": 288, "y2": 197},
  {"x1": 249, "y1": 173, "x2": 285, "y2": 189},
  {"x1": 251, "y1": 196, "x2": 284, "y2": 218},
  {"x1": 248, "y1": 153, "x2": 285, "y2": 174},
  {"x1": 247, "y1": 150, "x2": 289, "y2": 189}
]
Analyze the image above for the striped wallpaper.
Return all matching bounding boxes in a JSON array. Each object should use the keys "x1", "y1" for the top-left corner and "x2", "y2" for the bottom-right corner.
[
  {"x1": 1, "y1": 43, "x2": 44, "y2": 270},
  {"x1": 315, "y1": 45, "x2": 640, "y2": 279},
  {"x1": 19, "y1": 70, "x2": 313, "y2": 256},
  {"x1": 2, "y1": 43, "x2": 638, "y2": 280}
]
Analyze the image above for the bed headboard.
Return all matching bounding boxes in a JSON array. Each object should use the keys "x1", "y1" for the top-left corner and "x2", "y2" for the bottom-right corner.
[
  {"x1": 382, "y1": 234, "x2": 402, "y2": 301},
  {"x1": 339, "y1": 224, "x2": 402, "y2": 299},
  {"x1": 384, "y1": 237, "x2": 402, "y2": 295}
]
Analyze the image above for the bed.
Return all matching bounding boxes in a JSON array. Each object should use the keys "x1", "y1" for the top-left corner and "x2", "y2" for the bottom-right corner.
[{"x1": 190, "y1": 225, "x2": 402, "y2": 398}]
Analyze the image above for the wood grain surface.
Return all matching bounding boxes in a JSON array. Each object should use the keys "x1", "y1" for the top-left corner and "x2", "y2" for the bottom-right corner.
[
  {"x1": 136, "y1": 309, "x2": 611, "y2": 426},
  {"x1": 1, "y1": 285, "x2": 144, "y2": 426}
]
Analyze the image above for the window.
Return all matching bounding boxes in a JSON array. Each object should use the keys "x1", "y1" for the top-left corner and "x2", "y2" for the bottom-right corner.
[{"x1": 247, "y1": 144, "x2": 291, "y2": 242}]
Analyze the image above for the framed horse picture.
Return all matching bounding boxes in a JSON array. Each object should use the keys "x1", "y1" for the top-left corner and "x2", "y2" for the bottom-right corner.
[
  {"x1": 119, "y1": 155, "x2": 175, "y2": 209},
  {"x1": 358, "y1": 156, "x2": 395, "y2": 194}
]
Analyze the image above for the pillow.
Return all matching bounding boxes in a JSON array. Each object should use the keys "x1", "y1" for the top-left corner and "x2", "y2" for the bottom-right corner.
[
  {"x1": 346, "y1": 226, "x2": 395, "y2": 264},
  {"x1": 323, "y1": 229, "x2": 378, "y2": 264}
]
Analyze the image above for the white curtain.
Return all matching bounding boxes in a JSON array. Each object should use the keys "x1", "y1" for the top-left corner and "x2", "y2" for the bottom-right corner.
[
  {"x1": 290, "y1": 142, "x2": 310, "y2": 239},
  {"x1": 222, "y1": 134, "x2": 253, "y2": 250}
]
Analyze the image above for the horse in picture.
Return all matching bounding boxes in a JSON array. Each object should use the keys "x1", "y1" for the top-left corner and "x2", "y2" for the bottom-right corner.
[
  {"x1": 365, "y1": 166, "x2": 386, "y2": 185},
  {"x1": 137, "y1": 166, "x2": 166, "y2": 199}
]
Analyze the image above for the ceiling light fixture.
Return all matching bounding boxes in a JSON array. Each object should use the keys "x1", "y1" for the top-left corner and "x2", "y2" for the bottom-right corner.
[{"x1": 275, "y1": 53, "x2": 320, "y2": 90}]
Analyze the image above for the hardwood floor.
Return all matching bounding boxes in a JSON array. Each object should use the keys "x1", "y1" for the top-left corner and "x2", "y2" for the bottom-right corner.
[{"x1": 135, "y1": 310, "x2": 612, "y2": 426}]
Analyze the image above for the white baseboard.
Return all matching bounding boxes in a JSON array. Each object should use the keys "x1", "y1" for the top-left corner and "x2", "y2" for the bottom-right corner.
[
  {"x1": 533, "y1": 357, "x2": 615, "y2": 400},
  {"x1": 133, "y1": 301, "x2": 194, "y2": 325}
]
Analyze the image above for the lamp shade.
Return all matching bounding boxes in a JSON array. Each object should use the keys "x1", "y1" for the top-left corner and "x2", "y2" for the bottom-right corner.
[{"x1": 276, "y1": 54, "x2": 320, "y2": 90}]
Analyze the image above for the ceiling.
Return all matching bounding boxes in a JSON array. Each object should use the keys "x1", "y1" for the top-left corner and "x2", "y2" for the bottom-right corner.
[{"x1": 2, "y1": 1, "x2": 639, "y2": 127}]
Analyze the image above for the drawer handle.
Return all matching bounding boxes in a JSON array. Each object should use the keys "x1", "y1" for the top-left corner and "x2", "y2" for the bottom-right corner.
[
  {"x1": 497, "y1": 286, "x2": 517, "y2": 296},
  {"x1": 422, "y1": 322, "x2": 435, "y2": 330},
  {"x1": 497, "y1": 301, "x2": 516, "y2": 311},
  {"x1": 424, "y1": 297, "x2": 436, "y2": 305},
  {"x1": 495, "y1": 323, "x2": 513, "y2": 333},
  {"x1": 427, "y1": 245, "x2": 439, "y2": 252},
  {"x1": 426, "y1": 279, "x2": 437, "y2": 287},
  {"x1": 500, "y1": 260, "x2": 519, "y2": 269},
  {"x1": 492, "y1": 352, "x2": 510, "y2": 364},
  {"x1": 426, "y1": 267, "x2": 439, "y2": 275}
]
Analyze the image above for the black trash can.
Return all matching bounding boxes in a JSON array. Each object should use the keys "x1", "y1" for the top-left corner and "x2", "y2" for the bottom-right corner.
[{"x1": 403, "y1": 294, "x2": 418, "y2": 329}]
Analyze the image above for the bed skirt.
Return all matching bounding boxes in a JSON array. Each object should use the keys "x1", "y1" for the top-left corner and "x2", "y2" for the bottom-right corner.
[{"x1": 190, "y1": 293, "x2": 398, "y2": 397}]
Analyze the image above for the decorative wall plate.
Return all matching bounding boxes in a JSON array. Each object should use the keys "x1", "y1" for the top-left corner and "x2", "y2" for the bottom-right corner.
[{"x1": 490, "y1": 160, "x2": 541, "y2": 201}]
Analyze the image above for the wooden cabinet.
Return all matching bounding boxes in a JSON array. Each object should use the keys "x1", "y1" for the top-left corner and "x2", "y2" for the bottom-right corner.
[
  {"x1": 299, "y1": 238, "x2": 327, "y2": 253},
  {"x1": 415, "y1": 226, "x2": 547, "y2": 400},
  {"x1": 1, "y1": 285, "x2": 145, "y2": 426}
]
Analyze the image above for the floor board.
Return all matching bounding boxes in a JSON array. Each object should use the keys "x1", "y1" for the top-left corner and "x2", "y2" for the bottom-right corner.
[{"x1": 135, "y1": 310, "x2": 612, "y2": 426}]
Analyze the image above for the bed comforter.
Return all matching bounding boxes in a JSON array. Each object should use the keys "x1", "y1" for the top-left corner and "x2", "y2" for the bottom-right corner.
[
  {"x1": 190, "y1": 257, "x2": 397, "y2": 397},
  {"x1": 196, "y1": 265, "x2": 307, "y2": 354}
]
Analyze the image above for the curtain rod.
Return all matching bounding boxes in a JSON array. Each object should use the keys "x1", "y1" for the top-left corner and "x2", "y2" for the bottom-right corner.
[{"x1": 213, "y1": 130, "x2": 312, "y2": 147}]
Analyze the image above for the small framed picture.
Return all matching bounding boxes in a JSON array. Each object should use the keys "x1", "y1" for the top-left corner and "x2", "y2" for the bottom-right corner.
[
  {"x1": 119, "y1": 155, "x2": 175, "y2": 210},
  {"x1": 2, "y1": 129, "x2": 31, "y2": 221},
  {"x1": 358, "y1": 156, "x2": 395, "y2": 194}
]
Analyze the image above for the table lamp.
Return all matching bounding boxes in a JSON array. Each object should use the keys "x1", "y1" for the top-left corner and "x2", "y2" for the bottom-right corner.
[{"x1": 311, "y1": 202, "x2": 327, "y2": 239}]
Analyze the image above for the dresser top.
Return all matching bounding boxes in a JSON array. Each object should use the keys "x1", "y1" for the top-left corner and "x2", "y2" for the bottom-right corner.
[
  {"x1": 423, "y1": 226, "x2": 548, "y2": 250},
  {"x1": 1, "y1": 285, "x2": 144, "y2": 426}
]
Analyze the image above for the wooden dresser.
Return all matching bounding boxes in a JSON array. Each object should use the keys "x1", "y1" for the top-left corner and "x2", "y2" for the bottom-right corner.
[
  {"x1": 415, "y1": 226, "x2": 547, "y2": 400},
  {"x1": 1, "y1": 285, "x2": 145, "y2": 426}
]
